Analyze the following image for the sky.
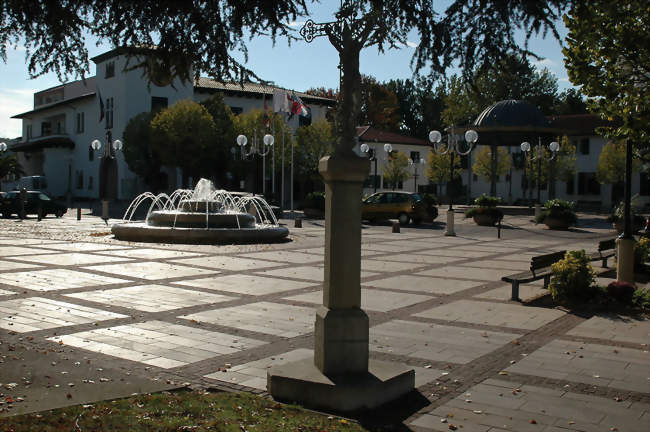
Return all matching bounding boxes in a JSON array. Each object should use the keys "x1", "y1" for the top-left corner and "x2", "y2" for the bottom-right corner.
[{"x1": 0, "y1": 3, "x2": 573, "y2": 140}]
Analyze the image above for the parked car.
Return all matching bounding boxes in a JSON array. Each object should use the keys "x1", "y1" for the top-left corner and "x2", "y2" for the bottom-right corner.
[
  {"x1": 361, "y1": 191, "x2": 428, "y2": 225},
  {"x1": 1, "y1": 190, "x2": 67, "y2": 218}
]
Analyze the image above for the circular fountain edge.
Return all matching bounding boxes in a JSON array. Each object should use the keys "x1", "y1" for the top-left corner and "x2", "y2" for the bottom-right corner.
[{"x1": 111, "y1": 222, "x2": 290, "y2": 244}]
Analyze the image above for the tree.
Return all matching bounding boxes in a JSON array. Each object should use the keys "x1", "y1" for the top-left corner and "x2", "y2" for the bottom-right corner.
[
  {"x1": 200, "y1": 94, "x2": 237, "y2": 187},
  {"x1": 150, "y1": 100, "x2": 217, "y2": 186},
  {"x1": 382, "y1": 152, "x2": 410, "y2": 190},
  {"x1": 441, "y1": 75, "x2": 480, "y2": 127},
  {"x1": 1, "y1": 1, "x2": 307, "y2": 83},
  {"x1": 596, "y1": 140, "x2": 641, "y2": 202},
  {"x1": 357, "y1": 75, "x2": 401, "y2": 132},
  {"x1": 0, "y1": 153, "x2": 24, "y2": 180},
  {"x1": 426, "y1": 149, "x2": 462, "y2": 186},
  {"x1": 472, "y1": 146, "x2": 512, "y2": 194},
  {"x1": 294, "y1": 120, "x2": 335, "y2": 181},
  {"x1": 563, "y1": 0, "x2": 650, "y2": 162},
  {"x1": 522, "y1": 137, "x2": 576, "y2": 199},
  {"x1": 551, "y1": 88, "x2": 588, "y2": 115},
  {"x1": 122, "y1": 111, "x2": 163, "y2": 191},
  {"x1": 385, "y1": 77, "x2": 447, "y2": 138}
]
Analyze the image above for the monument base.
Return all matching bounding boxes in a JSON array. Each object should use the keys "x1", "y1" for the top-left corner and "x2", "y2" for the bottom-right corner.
[{"x1": 268, "y1": 358, "x2": 414, "y2": 412}]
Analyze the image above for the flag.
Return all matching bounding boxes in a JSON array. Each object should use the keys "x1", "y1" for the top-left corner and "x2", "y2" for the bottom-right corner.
[
  {"x1": 273, "y1": 89, "x2": 289, "y2": 113},
  {"x1": 97, "y1": 87, "x2": 105, "y2": 122},
  {"x1": 288, "y1": 92, "x2": 310, "y2": 118}
]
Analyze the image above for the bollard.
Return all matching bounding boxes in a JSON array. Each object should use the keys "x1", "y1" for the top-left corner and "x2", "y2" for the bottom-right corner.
[
  {"x1": 392, "y1": 221, "x2": 400, "y2": 233},
  {"x1": 497, "y1": 218, "x2": 501, "y2": 238},
  {"x1": 77, "y1": 207, "x2": 81, "y2": 220},
  {"x1": 101, "y1": 200, "x2": 109, "y2": 222},
  {"x1": 37, "y1": 207, "x2": 43, "y2": 222},
  {"x1": 294, "y1": 218, "x2": 302, "y2": 228}
]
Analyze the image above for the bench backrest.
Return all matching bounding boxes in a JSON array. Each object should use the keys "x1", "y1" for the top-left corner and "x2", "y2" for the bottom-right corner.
[
  {"x1": 598, "y1": 238, "x2": 616, "y2": 252},
  {"x1": 530, "y1": 250, "x2": 566, "y2": 275}
]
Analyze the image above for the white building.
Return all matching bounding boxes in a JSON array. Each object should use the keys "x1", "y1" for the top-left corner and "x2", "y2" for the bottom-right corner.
[{"x1": 8, "y1": 47, "x2": 334, "y2": 200}]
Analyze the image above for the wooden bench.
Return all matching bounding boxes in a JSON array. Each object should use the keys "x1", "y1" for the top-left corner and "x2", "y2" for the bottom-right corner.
[
  {"x1": 502, "y1": 250, "x2": 566, "y2": 301},
  {"x1": 588, "y1": 238, "x2": 616, "y2": 268}
]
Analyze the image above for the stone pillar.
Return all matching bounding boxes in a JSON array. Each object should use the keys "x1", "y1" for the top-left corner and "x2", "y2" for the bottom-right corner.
[
  {"x1": 315, "y1": 155, "x2": 369, "y2": 374},
  {"x1": 267, "y1": 155, "x2": 414, "y2": 412},
  {"x1": 445, "y1": 210, "x2": 456, "y2": 236},
  {"x1": 617, "y1": 237, "x2": 635, "y2": 284}
]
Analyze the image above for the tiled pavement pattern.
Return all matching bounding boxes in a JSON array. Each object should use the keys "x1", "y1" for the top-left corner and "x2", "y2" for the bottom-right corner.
[{"x1": 0, "y1": 210, "x2": 648, "y2": 429}]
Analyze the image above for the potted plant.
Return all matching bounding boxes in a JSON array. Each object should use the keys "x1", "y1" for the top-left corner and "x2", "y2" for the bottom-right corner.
[
  {"x1": 300, "y1": 191, "x2": 325, "y2": 218},
  {"x1": 464, "y1": 194, "x2": 504, "y2": 226},
  {"x1": 607, "y1": 195, "x2": 645, "y2": 233},
  {"x1": 536, "y1": 199, "x2": 577, "y2": 230}
]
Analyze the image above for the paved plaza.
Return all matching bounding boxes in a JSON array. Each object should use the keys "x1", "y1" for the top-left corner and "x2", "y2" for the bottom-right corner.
[{"x1": 0, "y1": 209, "x2": 648, "y2": 430}]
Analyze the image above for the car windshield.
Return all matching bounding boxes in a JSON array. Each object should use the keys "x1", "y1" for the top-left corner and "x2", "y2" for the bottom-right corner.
[
  {"x1": 364, "y1": 194, "x2": 383, "y2": 204},
  {"x1": 39, "y1": 193, "x2": 51, "y2": 201},
  {"x1": 411, "y1": 193, "x2": 423, "y2": 202}
]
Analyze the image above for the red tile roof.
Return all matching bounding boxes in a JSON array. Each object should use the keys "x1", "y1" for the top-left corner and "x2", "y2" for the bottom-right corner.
[{"x1": 356, "y1": 126, "x2": 428, "y2": 146}]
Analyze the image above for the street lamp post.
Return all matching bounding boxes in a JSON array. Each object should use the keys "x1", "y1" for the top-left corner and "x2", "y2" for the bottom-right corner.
[
  {"x1": 237, "y1": 133, "x2": 274, "y2": 196},
  {"x1": 91, "y1": 135, "x2": 123, "y2": 223},
  {"x1": 429, "y1": 128, "x2": 479, "y2": 236},
  {"x1": 408, "y1": 157, "x2": 426, "y2": 192},
  {"x1": 360, "y1": 143, "x2": 392, "y2": 193},
  {"x1": 520, "y1": 138, "x2": 559, "y2": 219}
]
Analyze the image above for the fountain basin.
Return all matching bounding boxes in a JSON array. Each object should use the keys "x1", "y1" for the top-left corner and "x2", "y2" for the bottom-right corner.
[
  {"x1": 112, "y1": 222, "x2": 289, "y2": 244},
  {"x1": 147, "y1": 210, "x2": 256, "y2": 229}
]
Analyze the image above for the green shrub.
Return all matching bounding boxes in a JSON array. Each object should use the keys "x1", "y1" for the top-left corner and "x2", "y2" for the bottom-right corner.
[
  {"x1": 632, "y1": 288, "x2": 650, "y2": 311},
  {"x1": 549, "y1": 250, "x2": 596, "y2": 305},
  {"x1": 474, "y1": 194, "x2": 502, "y2": 207},
  {"x1": 538, "y1": 199, "x2": 577, "y2": 225},
  {"x1": 634, "y1": 237, "x2": 650, "y2": 267},
  {"x1": 464, "y1": 206, "x2": 504, "y2": 219},
  {"x1": 301, "y1": 191, "x2": 325, "y2": 211}
]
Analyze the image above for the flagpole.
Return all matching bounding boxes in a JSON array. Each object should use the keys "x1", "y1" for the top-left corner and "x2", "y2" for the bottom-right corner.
[
  {"x1": 291, "y1": 115, "x2": 295, "y2": 217},
  {"x1": 282, "y1": 113, "x2": 285, "y2": 209},
  {"x1": 272, "y1": 116, "x2": 275, "y2": 196}
]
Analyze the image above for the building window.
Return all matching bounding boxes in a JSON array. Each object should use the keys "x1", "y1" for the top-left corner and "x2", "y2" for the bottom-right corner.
[
  {"x1": 566, "y1": 176, "x2": 575, "y2": 195},
  {"x1": 473, "y1": 173, "x2": 478, "y2": 182},
  {"x1": 151, "y1": 97, "x2": 168, "y2": 112},
  {"x1": 76, "y1": 170, "x2": 84, "y2": 190},
  {"x1": 105, "y1": 97, "x2": 114, "y2": 129},
  {"x1": 76, "y1": 112, "x2": 85, "y2": 133},
  {"x1": 410, "y1": 151, "x2": 420, "y2": 162},
  {"x1": 105, "y1": 61, "x2": 115, "y2": 78},
  {"x1": 641, "y1": 172, "x2": 649, "y2": 196},
  {"x1": 41, "y1": 121, "x2": 52, "y2": 136},
  {"x1": 578, "y1": 172, "x2": 600, "y2": 195},
  {"x1": 230, "y1": 106, "x2": 243, "y2": 116},
  {"x1": 363, "y1": 175, "x2": 381, "y2": 189},
  {"x1": 579, "y1": 138, "x2": 590, "y2": 155},
  {"x1": 88, "y1": 176, "x2": 94, "y2": 190},
  {"x1": 26, "y1": 125, "x2": 32, "y2": 139}
]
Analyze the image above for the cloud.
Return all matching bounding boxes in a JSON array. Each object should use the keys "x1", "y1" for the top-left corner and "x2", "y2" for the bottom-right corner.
[
  {"x1": 532, "y1": 58, "x2": 556, "y2": 68},
  {"x1": 288, "y1": 21, "x2": 306, "y2": 28},
  {"x1": 0, "y1": 88, "x2": 35, "y2": 138},
  {"x1": 405, "y1": 41, "x2": 418, "y2": 48}
]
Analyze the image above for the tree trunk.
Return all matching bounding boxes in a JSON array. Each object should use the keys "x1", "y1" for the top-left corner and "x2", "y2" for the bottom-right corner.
[{"x1": 490, "y1": 144, "x2": 497, "y2": 196}]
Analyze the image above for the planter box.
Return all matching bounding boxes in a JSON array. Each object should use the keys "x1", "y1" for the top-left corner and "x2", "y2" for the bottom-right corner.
[
  {"x1": 544, "y1": 216, "x2": 571, "y2": 230},
  {"x1": 473, "y1": 213, "x2": 500, "y2": 226}
]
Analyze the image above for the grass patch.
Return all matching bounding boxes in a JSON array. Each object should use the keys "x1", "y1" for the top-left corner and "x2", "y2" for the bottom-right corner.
[{"x1": 0, "y1": 390, "x2": 368, "y2": 431}]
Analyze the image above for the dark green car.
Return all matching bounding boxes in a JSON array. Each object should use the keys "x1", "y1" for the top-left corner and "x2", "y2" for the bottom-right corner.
[{"x1": 1, "y1": 191, "x2": 67, "y2": 218}]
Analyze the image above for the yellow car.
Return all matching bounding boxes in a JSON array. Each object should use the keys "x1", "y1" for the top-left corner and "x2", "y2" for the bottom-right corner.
[{"x1": 361, "y1": 191, "x2": 428, "y2": 225}]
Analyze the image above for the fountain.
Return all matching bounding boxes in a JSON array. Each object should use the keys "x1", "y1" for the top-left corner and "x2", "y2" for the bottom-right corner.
[{"x1": 111, "y1": 179, "x2": 289, "y2": 244}]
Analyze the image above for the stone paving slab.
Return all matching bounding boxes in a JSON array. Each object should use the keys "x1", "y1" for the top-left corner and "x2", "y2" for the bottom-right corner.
[
  {"x1": 0, "y1": 260, "x2": 42, "y2": 271},
  {"x1": 474, "y1": 283, "x2": 546, "y2": 302},
  {"x1": 414, "y1": 300, "x2": 566, "y2": 330},
  {"x1": 0, "y1": 297, "x2": 127, "y2": 332},
  {"x1": 175, "y1": 274, "x2": 316, "y2": 295},
  {"x1": 181, "y1": 301, "x2": 315, "y2": 337},
  {"x1": 204, "y1": 348, "x2": 444, "y2": 390},
  {"x1": 100, "y1": 248, "x2": 203, "y2": 260},
  {"x1": 566, "y1": 313, "x2": 650, "y2": 345},
  {"x1": 239, "y1": 250, "x2": 323, "y2": 264},
  {"x1": 283, "y1": 288, "x2": 433, "y2": 312},
  {"x1": 416, "y1": 266, "x2": 509, "y2": 281},
  {"x1": 370, "y1": 320, "x2": 518, "y2": 364},
  {"x1": 0, "y1": 269, "x2": 130, "y2": 291},
  {"x1": 49, "y1": 321, "x2": 267, "y2": 368},
  {"x1": 254, "y1": 265, "x2": 379, "y2": 282},
  {"x1": 0, "y1": 246, "x2": 61, "y2": 256},
  {"x1": 415, "y1": 249, "x2": 496, "y2": 258},
  {"x1": 369, "y1": 275, "x2": 483, "y2": 295},
  {"x1": 65, "y1": 285, "x2": 238, "y2": 312},
  {"x1": 410, "y1": 378, "x2": 649, "y2": 432},
  {"x1": 85, "y1": 261, "x2": 218, "y2": 280},
  {"x1": 38, "y1": 242, "x2": 133, "y2": 252},
  {"x1": 170, "y1": 256, "x2": 282, "y2": 271},
  {"x1": 9, "y1": 252, "x2": 132, "y2": 266},
  {"x1": 0, "y1": 289, "x2": 15, "y2": 296},
  {"x1": 371, "y1": 253, "x2": 464, "y2": 265},
  {"x1": 362, "y1": 259, "x2": 430, "y2": 273},
  {"x1": 505, "y1": 339, "x2": 650, "y2": 393}
]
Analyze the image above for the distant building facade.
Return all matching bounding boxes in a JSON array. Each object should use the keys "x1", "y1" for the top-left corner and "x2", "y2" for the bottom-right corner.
[{"x1": 8, "y1": 48, "x2": 334, "y2": 200}]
